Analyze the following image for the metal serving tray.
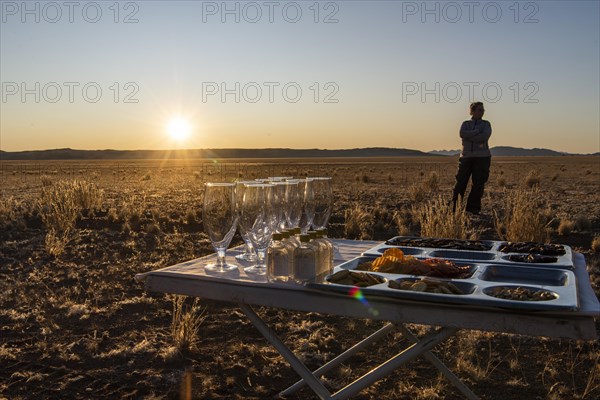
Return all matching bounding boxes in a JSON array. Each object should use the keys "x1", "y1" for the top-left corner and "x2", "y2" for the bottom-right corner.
[
  {"x1": 363, "y1": 237, "x2": 574, "y2": 270},
  {"x1": 308, "y1": 256, "x2": 578, "y2": 312}
]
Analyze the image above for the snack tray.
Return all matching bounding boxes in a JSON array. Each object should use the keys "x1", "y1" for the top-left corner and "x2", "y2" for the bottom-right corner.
[
  {"x1": 307, "y1": 256, "x2": 579, "y2": 312},
  {"x1": 362, "y1": 237, "x2": 574, "y2": 270}
]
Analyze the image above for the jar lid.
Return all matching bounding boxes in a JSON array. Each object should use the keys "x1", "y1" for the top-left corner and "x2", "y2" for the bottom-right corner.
[{"x1": 272, "y1": 233, "x2": 283, "y2": 241}]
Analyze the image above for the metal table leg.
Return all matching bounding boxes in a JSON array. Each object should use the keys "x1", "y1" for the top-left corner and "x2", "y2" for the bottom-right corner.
[
  {"x1": 241, "y1": 304, "x2": 474, "y2": 400},
  {"x1": 280, "y1": 323, "x2": 396, "y2": 397},
  {"x1": 238, "y1": 303, "x2": 332, "y2": 400},
  {"x1": 330, "y1": 327, "x2": 459, "y2": 400},
  {"x1": 398, "y1": 325, "x2": 479, "y2": 400}
]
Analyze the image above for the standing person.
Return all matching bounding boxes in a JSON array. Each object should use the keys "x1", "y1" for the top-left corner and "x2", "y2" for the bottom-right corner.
[{"x1": 452, "y1": 102, "x2": 492, "y2": 215}]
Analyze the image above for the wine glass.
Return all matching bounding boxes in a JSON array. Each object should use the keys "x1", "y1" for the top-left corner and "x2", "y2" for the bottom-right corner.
[
  {"x1": 268, "y1": 181, "x2": 288, "y2": 233},
  {"x1": 311, "y1": 177, "x2": 333, "y2": 230},
  {"x1": 234, "y1": 181, "x2": 257, "y2": 262},
  {"x1": 298, "y1": 178, "x2": 315, "y2": 234},
  {"x1": 268, "y1": 176, "x2": 293, "y2": 182},
  {"x1": 284, "y1": 180, "x2": 302, "y2": 230},
  {"x1": 202, "y1": 183, "x2": 238, "y2": 273},
  {"x1": 239, "y1": 183, "x2": 276, "y2": 275}
]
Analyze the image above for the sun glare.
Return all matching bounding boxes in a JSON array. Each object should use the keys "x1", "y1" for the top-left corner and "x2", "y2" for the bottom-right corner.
[{"x1": 167, "y1": 118, "x2": 191, "y2": 142}]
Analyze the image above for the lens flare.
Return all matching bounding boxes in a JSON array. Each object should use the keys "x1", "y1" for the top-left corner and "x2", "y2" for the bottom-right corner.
[{"x1": 349, "y1": 286, "x2": 379, "y2": 317}]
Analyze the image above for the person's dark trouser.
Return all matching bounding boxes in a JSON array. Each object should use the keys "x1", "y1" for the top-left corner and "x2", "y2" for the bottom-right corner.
[{"x1": 452, "y1": 156, "x2": 491, "y2": 213}]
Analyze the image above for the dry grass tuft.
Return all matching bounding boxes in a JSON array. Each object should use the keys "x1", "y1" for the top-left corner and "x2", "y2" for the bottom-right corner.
[
  {"x1": 557, "y1": 220, "x2": 575, "y2": 236},
  {"x1": 393, "y1": 208, "x2": 412, "y2": 236},
  {"x1": 171, "y1": 296, "x2": 206, "y2": 353},
  {"x1": 40, "y1": 175, "x2": 53, "y2": 187},
  {"x1": 409, "y1": 184, "x2": 426, "y2": 203},
  {"x1": 493, "y1": 188, "x2": 553, "y2": 243},
  {"x1": 412, "y1": 196, "x2": 471, "y2": 239},
  {"x1": 592, "y1": 236, "x2": 600, "y2": 253},
  {"x1": 574, "y1": 215, "x2": 592, "y2": 232},
  {"x1": 37, "y1": 180, "x2": 102, "y2": 256},
  {"x1": 422, "y1": 171, "x2": 439, "y2": 192},
  {"x1": 0, "y1": 196, "x2": 22, "y2": 230},
  {"x1": 344, "y1": 203, "x2": 373, "y2": 239},
  {"x1": 117, "y1": 194, "x2": 146, "y2": 228},
  {"x1": 496, "y1": 176, "x2": 507, "y2": 187},
  {"x1": 524, "y1": 169, "x2": 541, "y2": 188}
]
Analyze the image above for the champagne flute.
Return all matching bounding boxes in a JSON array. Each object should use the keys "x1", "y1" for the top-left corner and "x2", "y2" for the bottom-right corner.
[
  {"x1": 239, "y1": 183, "x2": 276, "y2": 275},
  {"x1": 234, "y1": 180, "x2": 258, "y2": 262},
  {"x1": 203, "y1": 183, "x2": 238, "y2": 273},
  {"x1": 298, "y1": 178, "x2": 315, "y2": 234},
  {"x1": 269, "y1": 181, "x2": 288, "y2": 233},
  {"x1": 311, "y1": 177, "x2": 333, "y2": 230},
  {"x1": 284, "y1": 180, "x2": 301, "y2": 230}
]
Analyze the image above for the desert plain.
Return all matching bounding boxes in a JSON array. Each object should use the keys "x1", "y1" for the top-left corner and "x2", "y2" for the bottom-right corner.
[{"x1": 1, "y1": 155, "x2": 599, "y2": 399}]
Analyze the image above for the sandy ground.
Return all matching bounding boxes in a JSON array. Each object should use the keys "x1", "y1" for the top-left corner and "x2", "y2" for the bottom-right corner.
[{"x1": 1, "y1": 156, "x2": 599, "y2": 399}]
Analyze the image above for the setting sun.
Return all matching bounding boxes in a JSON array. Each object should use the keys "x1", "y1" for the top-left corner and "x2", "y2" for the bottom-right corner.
[{"x1": 166, "y1": 118, "x2": 191, "y2": 142}]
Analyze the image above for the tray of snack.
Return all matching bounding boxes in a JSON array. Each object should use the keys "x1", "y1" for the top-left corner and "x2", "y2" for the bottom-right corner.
[
  {"x1": 363, "y1": 237, "x2": 574, "y2": 270},
  {"x1": 309, "y1": 248, "x2": 578, "y2": 311},
  {"x1": 493, "y1": 241, "x2": 574, "y2": 269}
]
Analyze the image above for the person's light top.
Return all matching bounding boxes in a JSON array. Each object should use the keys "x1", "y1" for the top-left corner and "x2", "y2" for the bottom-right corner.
[{"x1": 459, "y1": 119, "x2": 492, "y2": 157}]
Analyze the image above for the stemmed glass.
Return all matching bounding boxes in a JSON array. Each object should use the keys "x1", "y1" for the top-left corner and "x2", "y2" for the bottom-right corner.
[
  {"x1": 298, "y1": 178, "x2": 315, "y2": 234},
  {"x1": 284, "y1": 180, "x2": 302, "y2": 230},
  {"x1": 202, "y1": 183, "x2": 238, "y2": 273},
  {"x1": 311, "y1": 177, "x2": 333, "y2": 230},
  {"x1": 234, "y1": 181, "x2": 257, "y2": 262},
  {"x1": 269, "y1": 181, "x2": 288, "y2": 233},
  {"x1": 239, "y1": 183, "x2": 276, "y2": 275}
]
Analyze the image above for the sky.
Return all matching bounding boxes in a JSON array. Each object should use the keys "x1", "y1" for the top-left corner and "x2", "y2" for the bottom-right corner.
[{"x1": 1, "y1": 0, "x2": 599, "y2": 153}]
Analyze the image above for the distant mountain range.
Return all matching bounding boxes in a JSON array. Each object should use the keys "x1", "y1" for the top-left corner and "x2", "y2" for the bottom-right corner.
[
  {"x1": 428, "y1": 146, "x2": 576, "y2": 157},
  {"x1": 0, "y1": 147, "x2": 429, "y2": 160},
  {"x1": 0, "y1": 146, "x2": 595, "y2": 160}
]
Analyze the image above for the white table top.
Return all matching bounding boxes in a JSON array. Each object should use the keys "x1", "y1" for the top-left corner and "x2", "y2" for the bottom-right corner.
[{"x1": 136, "y1": 240, "x2": 599, "y2": 340}]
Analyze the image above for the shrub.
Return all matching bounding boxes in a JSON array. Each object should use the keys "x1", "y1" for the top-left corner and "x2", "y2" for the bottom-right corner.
[
  {"x1": 118, "y1": 194, "x2": 146, "y2": 228},
  {"x1": 38, "y1": 182, "x2": 80, "y2": 256},
  {"x1": 392, "y1": 208, "x2": 412, "y2": 236},
  {"x1": 592, "y1": 235, "x2": 600, "y2": 253},
  {"x1": 493, "y1": 188, "x2": 552, "y2": 242},
  {"x1": 37, "y1": 179, "x2": 103, "y2": 256},
  {"x1": 423, "y1": 171, "x2": 439, "y2": 192},
  {"x1": 344, "y1": 203, "x2": 373, "y2": 239},
  {"x1": 171, "y1": 296, "x2": 206, "y2": 353},
  {"x1": 574, "y1": 215, "x2": 592, "y2": 232},
  {"x1": 412, "y1": 196, "x2": 471, "y2": 239},
  {"x1": 185, "y1": 208, "x2": 197, "y2": 225},
  {"x1": 70, "y1": 180, "x2": 103, "y2": 213},
  {"x1": 409, "y1": 184, "x2": 426, "y2": 203},
  {"x1": 524, "y1": 170, "x2": 541, "y2": 188},
  {"x1": 496, "y1": 177, "x2": 507, "y2": 188},
  {"x1": 0, "y1": 196, "x2": 22, "y2": 231},
  {"x1": 557, "y1": 220, "x2": 574, "y2": 236},
  {"x1": 40, "y1": 175, "x2": 53, "y2": 187},
  {"x1": 144, "y1": 222, "x2": 161, "y2": 235}
]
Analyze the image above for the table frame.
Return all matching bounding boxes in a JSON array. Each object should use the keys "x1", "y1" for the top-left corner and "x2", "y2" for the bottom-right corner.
[{"x1": 139, "y1": 240, "x2": 599, "y2": 399}]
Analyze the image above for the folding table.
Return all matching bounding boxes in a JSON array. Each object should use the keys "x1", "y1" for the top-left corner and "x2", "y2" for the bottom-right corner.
[{"x1": 135, "y1": 240, "x2": 600, "y2": 400}]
